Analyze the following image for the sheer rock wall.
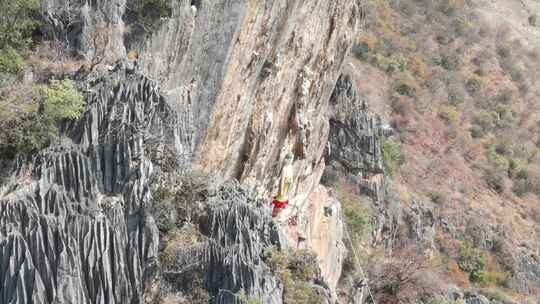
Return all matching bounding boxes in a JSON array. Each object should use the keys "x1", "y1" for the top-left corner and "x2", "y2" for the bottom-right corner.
[{"x1": 0, "y1": 1, "x2": 365, "y2": 303}]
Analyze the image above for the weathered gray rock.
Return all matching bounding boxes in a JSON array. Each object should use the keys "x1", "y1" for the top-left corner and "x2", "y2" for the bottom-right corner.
[
  {"x1": 0, "y1": 69, "x2": 172, "y2": 304},
  {"x1": 323, "y1": 73, "x2": 400, "y2": 250},
  {"x1": 326, "y1": 74, "x2": 386, "y2": 177},
  {"x1": 324, "y1": 72, "x2": 393, "y2": 201},
  {"x1": 154, "y1": 175, "x2": 335, "y2": 303},
  {"x1": 508, "y1": 250, "x2": 540, "y2": 294},
  {"x1": 464, "y1": 293, "x2": 491, "y2": 304},
  {"x1": 42, "y1": 0, "x2": 127, "y2": 64},
  {"x1": 403, "y1": 201, "x2": 436, "y2": 253},
  {"x1": 139, "y1": 0, "x2": 248, "y2": 154},
  {"x1": 203, "y1": 180, "x2": 281, "y2": 302}
]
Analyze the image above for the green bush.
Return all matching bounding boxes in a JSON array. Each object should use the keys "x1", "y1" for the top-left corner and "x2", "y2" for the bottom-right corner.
[
  {"x1": 472, "y1": 110, "x2": 498, "y2": 133},
  {"x1": 154, "y1": 186, "x2": 175, "y2": 202},
  {"x1": 152, "y1": 186, "x2": 177, "y2": 232},
  {"x1": 237, "y1": 292, "x2": 263, "y2": 304},
  {"x1": 386, "y1": 54, "x2": 408, "y2": 73},
  {"x1": 395, "y1": 82, "x2": 415, "y2": 97},
  {"x1": 344, "y1": 206, "x2": 371, "y2": 241},
  {"x1": 466, "y1": 75, "x2": 483, "y2": 94},
  {"x1": 508, "y1": 64, "x2": 524, "y2": 82},
  {"x1": 0, "y1": 80, "x2": 84, "y2": 158},
  {"x1": 288, "y1": 250, "x2": 319, "y2": 281},
  {"x1": 1, "y1": 113, "x2": 56, "y2": 157},
  {"x1": 429, "y1": 191, "x2": 445, "y2": 204},
  {"x1": 263, "y1": 248, "x2": 324, "y2": 304},
  {"x1": 512, "y1": 165, "x2": 540, "y2": 196},
  {"x1": 439, "y1": 106, "x2": 459, "y2": 124},
  {"x1": 352, "y1": 42, "x2": 371, "y2": 61},
  {"x1": 342, "y1": 195, "x2": 371, "y2": 242},
  {"x1": 41, "y1": 80, "x2": 85, "y2": 120},
  {"x1": 0, "y1": 0, "x2": 39, "y2": 51},
  {"x1": 487, "y1": 146, "x2": 510, "y2": 171},
  {"x1": 428, "y1": 296, "x2": 465, "y2": 304},
  {"x1": 485, "y1": 289, "x2": 515, "y2": 303},
  {"x1": 439, "y1": 0, "x2": 458, "y2": 16},
  {"x1": 447, "y1": 82, "x2": 465, "y2": 106},
  {"x1": 495, "y1": 108, "x2": 513, "y2": 129},
  {"x1": 475, "y1": 271, "x2": 509, "y2": 287},
  {"x1": 381, "y1": 138, "x2": 405, "y2": 177},
  {"x1": 496, "y1": 44, "x2": 512, "y2": 59},
  {"x1": 512, "y1": 179, "x2": 529, "y2": 197},
  {"x1": 469, "y1": 125, "x2": 484, "y2": 138},
  {"x1": 368, "y1": 52, "x2": 409, "y2": 74},
  {"x1": 0, "y1": 0, "x2": 39, "y2": 77},
  {"x1": 436, "y1": 52, "x2": 461, "y2": 70},
  {"x1": 496, "y1": 89, "x2": 513, "y2": 105},
  {"x1": 454, "y1": 16, "x2": 473, "y2": 36},
  {"x1": 458, "y1": 242, "x2": 486, "y2": 282},
  {"x1": 529, "y1": 14, "x2": 537, "y2": 26},
  {"x1": 484, "y1": 168, "x2": 505, "y2": 193},
  {"x1": 0, "y1": 47, "x2": 25, "y2": 74},
  {"x1": 0, "y1": 85, "x2": 53, "y2": 158},
  {"x1": 474, "y1": 96, "x2": 514, "y2": 130}
]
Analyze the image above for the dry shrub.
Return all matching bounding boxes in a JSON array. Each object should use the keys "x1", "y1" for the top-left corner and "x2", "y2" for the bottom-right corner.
[
  {"x1": 160, "y1": 225, "x2": 203, "y2": 269},
  {"x1": 264, "y1": 248, "x2": 324, "y2": 304},
  {"x1": 435, "y1": 230, "x2": 461, "y2": 255},
  {"x1": 357, "y1": 33, "x2": 379, "y2": 51},
  {"x1": 89, "y1": 23, "x2": 112, "y2": 69},
  {"x1": 525, "y1": 165, "x2": 540, "y2": 194},
  {"x1": 409, "y1": 54, "x2": 428, "y2": 80},
  {"x1": 391, "y1": 95, "x2": 415, "y2": 117},
  {"x1": 369, "y1": 247, "x2": 434, "y2": 303},
  {"x1": 447, "y1": 260, "x2": 470, "y2": 288},
  {"x1": 27, "y1": 41, "x2": 84, "y2": 80},
  {"x1": 373, "y1": 0, "x2": 400, "y2": 34}
]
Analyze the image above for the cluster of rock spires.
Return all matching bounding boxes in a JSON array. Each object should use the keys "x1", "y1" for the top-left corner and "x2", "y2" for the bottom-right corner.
[
  {"x1": 200, "y1": 180, "x2": 281, "y2": 303},
  {"x1": 0, "y1": 69, "x2": 166, "y2": 303}
]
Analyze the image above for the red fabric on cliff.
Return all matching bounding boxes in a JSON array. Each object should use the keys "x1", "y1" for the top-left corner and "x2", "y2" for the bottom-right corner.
[{"x1": 272, "y1": 198, "x2": 289, "y2": 209}]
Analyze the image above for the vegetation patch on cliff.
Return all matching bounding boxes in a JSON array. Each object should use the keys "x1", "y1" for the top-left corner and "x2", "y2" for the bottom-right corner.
[
  {"x1": 381, "y1": 138, "x2": 405, "y2": 177},
  {"x1": 0, "y1": 0, "x2": 40, "y2": 76},
  {"x1": 263, "y1": 248, "x2": 326, "y2": 304},
  {"x1": 0, "y1": 79, "x2": 83, "y2": 158}
]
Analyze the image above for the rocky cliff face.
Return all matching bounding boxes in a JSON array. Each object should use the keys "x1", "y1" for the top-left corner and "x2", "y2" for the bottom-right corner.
[
  {"x1": 0, "y1": 69, "x2": 166, "y2": 303},
  {"x1": 0, "y1": 1, "x2": 365, "y2": 303},
  {"x1": 324, "y1": 72, "x2": 400, "y2": 251},
  {"x1": 327, "y1": 70, "x2": 540, "y2": 303},
  {"x1": 151, "y1": 174, "x2": 284, "y2": 303}
]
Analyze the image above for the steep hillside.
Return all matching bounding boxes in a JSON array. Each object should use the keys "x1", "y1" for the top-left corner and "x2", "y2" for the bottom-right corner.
[
  {"x1": 0, "y1": 0, "x2": 539, "y2": 304},
  {"x1": 340, "y1": 0, "x2": 540, "y2": 303}
]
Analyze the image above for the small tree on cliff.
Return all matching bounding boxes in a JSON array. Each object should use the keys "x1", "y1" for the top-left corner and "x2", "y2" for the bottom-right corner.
[
  {"x1": 0, "y1": 0, "x2": 39, "y2": 51},
  {"x1": 0, "y1": 0, "x2": 40, "y2": 74}
]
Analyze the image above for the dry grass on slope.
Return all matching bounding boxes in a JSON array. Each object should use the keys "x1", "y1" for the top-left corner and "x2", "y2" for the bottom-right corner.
[{"x1": 347, "y1": 0, "x2": 540, "y2": 298}]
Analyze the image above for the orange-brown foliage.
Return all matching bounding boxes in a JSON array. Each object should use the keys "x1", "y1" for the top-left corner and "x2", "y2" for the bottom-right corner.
[{"x1": 447, "y1": 260, "x2": 470, "y2": 288}]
